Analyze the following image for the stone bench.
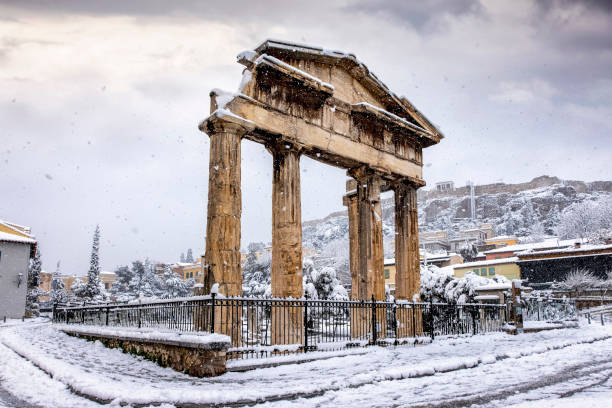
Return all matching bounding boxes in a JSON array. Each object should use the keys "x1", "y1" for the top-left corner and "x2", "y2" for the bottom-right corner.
[{"x1": 55, "y1": 324, "x2": 230, "y2": 377}]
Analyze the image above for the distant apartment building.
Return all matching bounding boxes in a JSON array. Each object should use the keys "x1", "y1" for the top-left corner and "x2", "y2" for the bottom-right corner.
[
  {"x1": 485, "y1": 235, "x2": 518, "y2": 249},
  {"x1": 0, "y1": 220, "x2": 37, "y2": 318},
  {"x1": 420, "y1": 251, "x2": 463, "y2": 268},
  {"x1": 453, "y1": 257, "x2": 521, "y2": 281},
  {"x1": 419, "y1": 230, "x2": 450, "y2": 252},
  {"x1": 516, "y1": 242, "x2": 612, "y2": 285},
  {"x1": 435, "y1": 181, "x2": 454, "y2": 193},
  {"x1": 173, "y1": 257, "x2": 203, "y2": 280},
  {"x1": 38, "y1": 270, "x2": 116, "y2": 300}
]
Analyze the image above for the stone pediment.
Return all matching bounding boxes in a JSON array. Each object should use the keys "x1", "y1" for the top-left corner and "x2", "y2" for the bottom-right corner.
[
  {"x1": 203, "y1": 39, "x2": 444, "y2": 185},
  {"x1": 239, "y1": 39, "x2": 443, "y2": 145}
]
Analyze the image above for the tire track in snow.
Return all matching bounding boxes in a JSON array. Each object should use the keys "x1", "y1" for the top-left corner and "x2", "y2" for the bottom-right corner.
[{"x1": 404, "y1": 361, "x2": 612, "y2": 408}]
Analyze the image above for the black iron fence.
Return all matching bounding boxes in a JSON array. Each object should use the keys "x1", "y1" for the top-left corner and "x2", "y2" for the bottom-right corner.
[
  {"x1": 53, "y1": 295, "x2": 507, "y2": 358},
  {"x1": 521, "y1": 296, "x2": 577, "y2": 322}
]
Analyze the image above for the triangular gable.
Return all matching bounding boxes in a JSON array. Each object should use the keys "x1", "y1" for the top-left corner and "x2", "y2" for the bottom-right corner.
[
  {"x1": 252, "y1": 39, "x2": 444, "y2": 142},
  {"x1": 0, "y1": 220, "x2": 33, "y2": 239}
]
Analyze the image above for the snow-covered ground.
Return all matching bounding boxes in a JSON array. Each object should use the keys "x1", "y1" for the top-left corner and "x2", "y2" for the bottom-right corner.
[{"x1": 0, "y1": 319, "x2": 611, "y2": 407}]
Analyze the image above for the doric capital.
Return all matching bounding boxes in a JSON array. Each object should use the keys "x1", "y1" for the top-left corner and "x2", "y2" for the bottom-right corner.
[
  {"x1": 198, "y1": 109, "x2": 255, "y2": 137},
  {"x1": 390, "y1": 177, "x2": 424, "y2": 192}
]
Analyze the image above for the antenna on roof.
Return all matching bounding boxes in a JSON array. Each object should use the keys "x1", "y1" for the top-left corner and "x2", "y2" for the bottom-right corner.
[{"x1": 467, "y1": 180, "x2": 476, "y2": 220}]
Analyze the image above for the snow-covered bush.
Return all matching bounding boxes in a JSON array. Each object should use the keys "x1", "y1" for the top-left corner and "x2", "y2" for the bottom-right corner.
[
  {"x1": 302, "y1": 259, "x2": 347, "y2": 300},
  {"x1": 420, "y1": 264, "x2": 509, "y2": 304},
  {"x1": 69, "y1": 278, "x2": 87, "y2": 299},
  {"x1": 50, "y1": 268, "x2": 68, "y2": 304},
  {"x1": 242, "y1": 243, "x2": 271, "y2": 297}
]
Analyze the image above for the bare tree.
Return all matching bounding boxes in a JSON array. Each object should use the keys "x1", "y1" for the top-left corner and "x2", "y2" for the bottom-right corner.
[
  {"x1": 556, "y1": 268, "x2": 603, "y2": 298},
  {"x1": 557, "y1": 198, "x2": 612, "y2": 242}
]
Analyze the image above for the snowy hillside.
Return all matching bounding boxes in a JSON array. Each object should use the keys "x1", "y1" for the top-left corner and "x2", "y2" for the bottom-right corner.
[{"x1": 300, "y1": 176, "x2": 612, "y2": 283}]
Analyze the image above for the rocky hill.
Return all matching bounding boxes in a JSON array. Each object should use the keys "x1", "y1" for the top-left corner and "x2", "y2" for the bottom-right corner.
[{"x1": 302, "y1": 176, "x2": 612, "y2": 284}]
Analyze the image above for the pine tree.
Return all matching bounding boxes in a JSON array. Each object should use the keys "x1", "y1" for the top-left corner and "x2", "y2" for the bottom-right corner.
[
  {"x1": 26, "y1": 248, "x2": 42, "y2": 317},
  {"x1": 162, "y1": 265, "x2": 191, "y2": 298},
  {"x1": 50, "y1": 261, "x2": 68, "y2": 304},
  {"x1": 185, "y1": 248, "x2": 194, "y2": 263},
  {"x1": 83, "y1": 225, "x2": 102, "y2": 299},
  {"x1": 180, "y1": 252, "x2": 186, "y2": 263},
  {"x1": 544, "y1": 205, "x2": 561, "y2": 235},
  {"x1": 129, "y1": 260, "x2": 163, "y2": 299},
  {"x1": 70, "y1": 278, "x2": 87, "y2": 299}
]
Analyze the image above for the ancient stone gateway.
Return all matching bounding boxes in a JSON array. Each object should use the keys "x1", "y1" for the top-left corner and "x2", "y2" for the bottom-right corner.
[{"x1": 198, "y1": 40, "x2": 442, "y2": 342}]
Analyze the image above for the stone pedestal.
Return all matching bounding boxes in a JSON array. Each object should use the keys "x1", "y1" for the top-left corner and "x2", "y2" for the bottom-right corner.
[
  {"x1": 396, "y1": 307, "x2": 423, "y2": 338},
  {"x1": 350, "y1": 304, "x2": 370, "y2": 339},
  {"x1": 271, "y1": 304, "x2": 303, "y2": 345}
]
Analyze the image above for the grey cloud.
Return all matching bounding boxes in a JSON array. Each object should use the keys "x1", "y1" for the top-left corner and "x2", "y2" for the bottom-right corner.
[
  {"x1": 535, "y1": 0, "x2": 612, "y2": 14},
  {"x1": 345, "y1": 0, "x2": 483, "y2": 30},
  {"x1": 0, "y1": 0, "x2": 335, "y2": 24}
]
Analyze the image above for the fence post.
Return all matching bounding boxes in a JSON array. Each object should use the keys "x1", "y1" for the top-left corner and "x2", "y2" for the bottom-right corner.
[
  {"x1": 393, "y1": 299, "x2": 398, "y2": 345},
  {"x1": 587, "y1": 313, "x2": 591, "y2": 324},
  {"x1": 210, "y1": 292, "x2": 216, "y2": 334},
  {"x1": 105, "y1": 307, "x2": 110, "y2": 326},
  {"x1": 371, "y1": 294, "x2": 377, "y2": 345},
  {"x1": 303, "y1": 295, "x2": 308, "y2": 352},
  {"x1": 412, "y1": 303, "x2": 417, "y2": 339},
  {"x1": 471, "y1": 309, "x2": 477, "y2": 336},
  {"x1": 602, "y1": 313, "x2": 605, "y2": 326},
  {"x1": 138, "y1": 307, "x2": 142, "y2": 328},
  {"x1": 52, "y1": 302, "x2": 57, "y2": 323},
  {"x1": 429, "y1": 299, "x2": 434, "y2": 340}
]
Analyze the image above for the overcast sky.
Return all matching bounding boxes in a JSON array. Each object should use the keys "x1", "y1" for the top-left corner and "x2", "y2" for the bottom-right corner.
[{"x1": 1, "y1": 0, "x2": 611, "y2": 275}]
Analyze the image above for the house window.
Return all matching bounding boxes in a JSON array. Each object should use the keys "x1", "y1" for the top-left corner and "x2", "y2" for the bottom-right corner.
[
  {"x1": 384, "y1": 269, "x2": 390, "y2": 279},
  {"x1": 473, "y1": 268, "x2": 479, "y2": 275},
  {"x1": 488, "y1": 267, "x2": 495, "y2": 276},
  {"x1": 480, "y1": 268, "x2": 487, "y2": 276}
]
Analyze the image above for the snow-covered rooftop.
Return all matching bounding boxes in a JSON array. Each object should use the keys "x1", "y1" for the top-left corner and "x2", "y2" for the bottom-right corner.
[
  {"x1": 484, "y1": 238, "x2": 586, "y2": 254},
  {"x1": 475, "y1": 283, "x2": 512, "y2": 291},
  {"x1": 517, "y1": 243, "x2": 612, "y2": 257},
  {"x1": 473, "y1": 295, "x2": 502, "y2": 301},
  {"x1": 486, "y1": 235, "x2": 518, "y2": 241},
  {"x1": 0, "y1": 230, "x2": 36, "y2": 244},
  {"x1": 454, "y1": 257, "x2": 519, "y2": 269}
]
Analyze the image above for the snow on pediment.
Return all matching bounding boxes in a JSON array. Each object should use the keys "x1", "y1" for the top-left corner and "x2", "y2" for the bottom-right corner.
[{"x1": 238, "y1": 39, "x2": 443, "y2": 141}]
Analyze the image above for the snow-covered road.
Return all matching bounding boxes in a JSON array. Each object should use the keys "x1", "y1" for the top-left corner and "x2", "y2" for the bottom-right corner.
[{"x1": 0, "y1": 320, "x2": 610, "y2": 407}]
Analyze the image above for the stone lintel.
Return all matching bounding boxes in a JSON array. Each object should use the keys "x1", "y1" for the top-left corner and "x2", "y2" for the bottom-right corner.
[{"x1": 226, "y1": 95, "x2": 425, "y2": 183}]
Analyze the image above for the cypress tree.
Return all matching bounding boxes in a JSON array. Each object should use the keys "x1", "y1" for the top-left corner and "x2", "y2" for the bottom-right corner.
[{"x1": 84, "y1": 225, "x2": 102, "y2": 299}]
